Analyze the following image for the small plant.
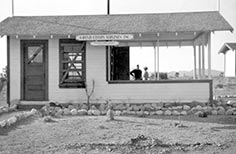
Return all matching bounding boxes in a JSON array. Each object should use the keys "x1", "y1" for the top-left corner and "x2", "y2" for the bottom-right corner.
[
  {"x1": 0, "y1": 73, "x2": 7, "y2": 93},
  {"x1": 0, "y1": 81, "x2": 3, "y2": 93},
  {"x1": 43, "y1": 116, "x2": 56, "y2": 123},
  {"x1": 215, "y1": 83, "x2": 224, "y2": 89},
  {"x1": 106, "y1": 101, "x2": 114, "y2": 121},
  {"x1": 198, "y1": 112, "x2": 208, "y2": 118},
  {"x1": 85, "y1": 79, "x2": 95, "y2": 110}
]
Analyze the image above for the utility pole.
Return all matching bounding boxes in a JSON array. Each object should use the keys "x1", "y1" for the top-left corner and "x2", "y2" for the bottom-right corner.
[
  {"x1": 12, "y1": 0, "x2": 14, "y2": 16},
  {"x1": 107, "y1": 0, "x2": 110, "y2": 15},
  {"x1": 217, "y1": 0, "x2": 220, "y2": 12}
]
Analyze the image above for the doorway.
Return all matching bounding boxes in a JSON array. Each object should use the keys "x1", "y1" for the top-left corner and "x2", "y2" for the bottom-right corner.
[{"x1": 21, "y1": 40, "x2": 48, "y2": 101}]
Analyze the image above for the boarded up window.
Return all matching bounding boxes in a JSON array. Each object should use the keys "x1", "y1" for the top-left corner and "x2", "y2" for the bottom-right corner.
[{"x1": 59, "y1": 39, "x2": 86, "y2": 88}]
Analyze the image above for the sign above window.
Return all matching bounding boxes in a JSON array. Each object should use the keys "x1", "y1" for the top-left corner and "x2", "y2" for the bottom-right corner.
[
  {"x1": 76, "y1": 34, "x2": 134, "y2": 41},
  {"x1": 90, "y1": 41, "x2": 119, "y2": 46}
]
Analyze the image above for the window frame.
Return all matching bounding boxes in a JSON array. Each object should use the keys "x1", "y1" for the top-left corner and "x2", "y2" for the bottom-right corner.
[
  {"x1": 59, "y1": 39, "x2": 86, "y2": 88},
  {"x1": 106, "y1": 46, "x2": 198, "y2": 83}
]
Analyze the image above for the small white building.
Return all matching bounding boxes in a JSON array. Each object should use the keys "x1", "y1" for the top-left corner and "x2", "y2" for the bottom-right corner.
[
  {"x1": 219, "y1": 43, "x2": 236, "y2": 77},
  {"x1": 0, "y1": 11, "x2": 233, "y2": 105}
]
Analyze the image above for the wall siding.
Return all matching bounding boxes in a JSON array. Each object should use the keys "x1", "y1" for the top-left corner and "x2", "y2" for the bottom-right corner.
[
  {"x1": 48, "y1": 39, "x2": 87, "y2": 102},
  {"x1": 9, "y1": 37, "x2": 211, "y2": 104},
  {"x1": 225, "y1": 51, "x2": 235, "y2": 77},
  {"x1": 10, "y1": 38, "x2": 21, "y2": 101}
]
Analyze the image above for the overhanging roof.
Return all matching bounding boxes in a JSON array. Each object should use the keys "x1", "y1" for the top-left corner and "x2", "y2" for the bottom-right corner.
[
  {"x1": 219, "y1": 43, "x2": 236, "y2": 54},
  {"x1": 0, "y1": 11, "x2": 234, "y2": 36}
]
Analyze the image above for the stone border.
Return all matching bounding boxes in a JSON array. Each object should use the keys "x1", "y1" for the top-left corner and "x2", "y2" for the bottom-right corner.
[
  {"x1": 38, "y1": 101, "x2": 236, "y2": 117},
  {"x1": 0, "y1": 109, "x2": 37, "y2": 128},
  {"x1": 1, "y1": 101, "x2": 236, "y2": 128},
  {"x1": 216, "y1": 95, "x2": 236, "y2": 98},
  {"x1": 1, "y1": 100, "x2": 235, "y2": 129},
  {"x1": 0, "y1": 105, "x2": 18, "y2": 116}
]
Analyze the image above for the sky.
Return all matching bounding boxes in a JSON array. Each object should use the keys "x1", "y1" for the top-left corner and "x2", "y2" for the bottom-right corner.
[{"x1": 0, "y1": 0, "x2": 236, "y2": 73}]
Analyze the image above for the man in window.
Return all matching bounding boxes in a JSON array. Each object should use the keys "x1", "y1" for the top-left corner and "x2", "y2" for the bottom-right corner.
[{"x1": 130, "y1": 65, "x2": 142, "y2": 80}]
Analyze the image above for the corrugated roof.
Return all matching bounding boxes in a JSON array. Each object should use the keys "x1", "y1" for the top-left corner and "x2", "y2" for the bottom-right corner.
[
  {"x1": 0, "y1": 11, "x2": 233, "y2": 36},
  {"x1": 219, "y1": 43, "x2": 236, "y2": 54}
]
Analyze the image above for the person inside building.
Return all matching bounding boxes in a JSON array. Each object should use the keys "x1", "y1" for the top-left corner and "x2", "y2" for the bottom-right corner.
[
  {"x1": 143, "y1": 66, "x2": 149, "y2": 80},
  {"x1": 130, "y1": 64, "x2": 142, "y2": 80},
  {"x1": 175, "y1": 72, "x2": 180, "y2": 79}
]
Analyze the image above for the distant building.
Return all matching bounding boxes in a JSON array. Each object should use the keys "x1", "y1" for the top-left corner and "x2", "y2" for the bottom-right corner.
[{"x1": 218, "y1": 43, "x2": 236, "y2": 77}]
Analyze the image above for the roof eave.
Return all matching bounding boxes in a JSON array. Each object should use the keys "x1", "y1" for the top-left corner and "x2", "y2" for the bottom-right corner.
[{"x1": 0, "y1": 28, "x2": 233, "y2": 37}]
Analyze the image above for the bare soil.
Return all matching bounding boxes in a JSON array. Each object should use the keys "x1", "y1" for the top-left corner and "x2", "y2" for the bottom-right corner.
[
  {"x1": 1, "y1": 78, "x2": 236, "y2": 153},
  {"x1": 0, "y1": 115, "x2": 236, "y2": 154},
  {"x1": 0, "y1": 83, "x2": 7, "y2": 107},
  {"x1": 213, "y1": 77, "x2": 236, "y2": 96},
  {"x1": 0, "y1": 98, "x2": 6, "y2": 107}
]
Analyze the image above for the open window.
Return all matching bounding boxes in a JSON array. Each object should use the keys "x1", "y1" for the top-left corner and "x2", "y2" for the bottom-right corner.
[
  {"x1": 59, "y1": 39, "x2": 86, "y2": 88},
  {"x1": 107, "y1": 46, "x2": 195, "y2": 82}
]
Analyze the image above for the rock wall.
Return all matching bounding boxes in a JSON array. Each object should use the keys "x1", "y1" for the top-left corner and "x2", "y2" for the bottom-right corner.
[{"x1": 38, "y1": 101, "x2": 236, "y2": 117}]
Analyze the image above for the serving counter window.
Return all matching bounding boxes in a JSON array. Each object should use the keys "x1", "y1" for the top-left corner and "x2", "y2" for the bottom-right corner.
[{"x1": 107, "y1": 46, "x2": 196, "y2": 82}]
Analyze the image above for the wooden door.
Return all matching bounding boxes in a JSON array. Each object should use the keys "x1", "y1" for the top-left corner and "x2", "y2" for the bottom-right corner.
[
  {"x1": 110, "y1": 47, "x2": 130, "y2": 80},
  {"x1": 22, "y1": 40, "x2": 48, "y2": 101}
]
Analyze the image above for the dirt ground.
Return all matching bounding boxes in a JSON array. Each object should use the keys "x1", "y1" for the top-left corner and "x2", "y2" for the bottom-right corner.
[
  {"x1": 0, "y1": 115, "x2": 236, "y2": 154},
  {"x1": 213, "y1": 77, "x2": 236, "y2": 96},
  {"x1": 1, "y1": 78, "x2": 236, "y2": 154},
  {"x1": 0, "y1": 99, "x2": 6, "y2": 108},
  {"x1": 0, "y1": 82, "x2": 6, "y2": 104}
]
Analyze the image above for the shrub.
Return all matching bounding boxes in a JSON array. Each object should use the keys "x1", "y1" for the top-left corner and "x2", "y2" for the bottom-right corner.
[{"x1": 215, "y1": 84, "x2": 224, "y2": 89}]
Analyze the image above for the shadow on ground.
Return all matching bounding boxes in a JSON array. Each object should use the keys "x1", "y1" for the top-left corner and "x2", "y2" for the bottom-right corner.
[
  {"x1": 113, "y1": 118, "x2": 161, "y2": 126},
  {"x1": 0, "y1": 116, "x2": 37, "y2": 136},
  {"x1": 146, "y1": 115, "x2": 236, "y2": 125}
]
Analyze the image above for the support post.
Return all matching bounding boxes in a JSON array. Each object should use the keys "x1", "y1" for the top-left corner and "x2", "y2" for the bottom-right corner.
[
  {"x1": 235, "y1": 50, "x2": 236, "y2": 76},
  {"x1": 193, "y1": 45, "x2": 197, "y2": 79},
  {"x1": 7, "y1": 36, "x2": 10, "y2": 107},
  {"x1": 224, "y1": 53, "x2": 226, "y2": 77},
  {"x1": 106, "y1": 46, "x2": 110, "y2": 81},
  {"x1": 157, "y1": 40, "x2": 160, "y2": 80},
  {"x1": 208, "y1": 32, "x2": 212, "y2": 79},
  {"x1": 202, "y1": 44, "x2": 205, "y2": 78},
  {"x1": 198, "y1": 45, "x2": 202, "y2": 79},
  {"x1": 154, "y1": 45, "x2": 157, "y2": 80}
]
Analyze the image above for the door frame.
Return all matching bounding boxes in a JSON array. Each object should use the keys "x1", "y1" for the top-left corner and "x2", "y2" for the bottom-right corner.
[{"x1": 20, "y1": 40, "x2": 48, "y2": 101}]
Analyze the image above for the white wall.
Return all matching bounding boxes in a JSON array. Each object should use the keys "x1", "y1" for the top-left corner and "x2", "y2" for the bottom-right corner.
[
  {"x1": 9, "y1": 36, "x2": 211, "y2": 103},
  {"x1": 225, "y1": 51, "x2": 235, "y2": 77},
  {"x1": 9, "y1": 38, "x2": 21, "y2": 101},
  {"x1": 48, "y1": 39, "x2": 87, "y2": 103}
]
